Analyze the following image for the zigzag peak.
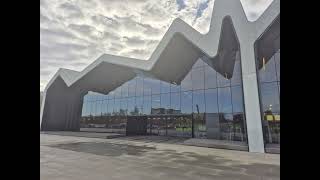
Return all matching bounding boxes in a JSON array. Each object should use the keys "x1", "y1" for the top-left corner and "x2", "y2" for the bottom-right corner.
[{"x1": 43, "y1": 0, "x2": 280, "y2": 92}]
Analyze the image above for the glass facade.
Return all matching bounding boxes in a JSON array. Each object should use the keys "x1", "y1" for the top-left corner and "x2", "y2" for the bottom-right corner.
[
  {"x1": 81, "y1": 56, "x2": 247, "y2": 142},
  {"x1": 257, "y1": 49, "x2": 280, "y2": 145}
]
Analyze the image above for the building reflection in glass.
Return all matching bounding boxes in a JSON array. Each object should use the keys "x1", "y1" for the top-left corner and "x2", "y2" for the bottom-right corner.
[
  {"x1": 257, "y1": 49, "x2": 280, "y2": 145},
  {"x1": 80, "y1": 56, "x2": 247, "y2": 143}
]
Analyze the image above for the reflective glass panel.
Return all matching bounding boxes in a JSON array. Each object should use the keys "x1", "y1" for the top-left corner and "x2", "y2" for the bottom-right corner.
[
  {"x1": 193, "y1": 90, "x2": 206, "y2": 138},
  {"x1": 170, "y1": 92, "x2": 180, "y2": 114},
  {"x1": 181, "y1": 91, "x2": 192, "y2": 114},
  {"x1": 114, "y1": 87, "x2": 122, "y2": 98},
  {"x1": 161, "y1": 93, "x2": 170, "y2": 114},
  {"x1": 192, "y1": 58, "x2": 205, "y2": 69},
  {"x1": 143, "y1": 95, "x2": 151, "y2": 115},
  {"x1": 161, "y1": 81, "x2": 171, "y2": 94},
  {"x1": 151, "y1": 79, "x2": 161, "y2": 95},
  {"x1": 181, "y1": 71, "x2": 193, "y2": 91},
  {"x1": 231, "y1": 86, "x2": 244, "y2": 113},
  {"x1": 136, "y1": 77, "x2": 144, "y2": 96},
  {"x1": 127, "y1": 97, "x2": 135, "y2": 115},
  {"x1": 135, "y1": 96, "x2": 143, "y2": 115},
  {"x1": 192, "y1": 67, "x2": 205, "y2": 90},
  {"x1": 151, "y1": 95, "x2": 161, "y2": 114},
  {"x1": 193, "y1": 90, "x2": 205, "y2": 113},
  {"x1": 102, "y1": 100, "x2": 108, "y2": 115},
  {"x1": 205, "y1": 66, "x2": 217, "y2": 89},
  {"x1": 275, "y1": 51, "x2": 280, "y2": 82},
  {"x1": 217, "y1": 72, "x2": 231, "y2": 87},
  {"x1": 260, "y1": 82, "x2": 280, "y2": 113},
  {"x1": 108, "y1": 99, "x2": 114, "y2": 115},
  {"x1": 128, "y1": 78, "x2": 136, "y2": 97},
  {"x1": 120, "y1": 98, "x2": 128, "y2": 116},
  {"x1": 258, "y1": 56, "x2": 277, "y2": 83},
  {"x1": 218, "y1": 87, "x2": 233, "y2": 113},
  {"x1": 231, "y1": 61, "x2": 242, "y2": 86},
  {"x1": 143, "y1": 77, "x2": 152, "y2": 96},
  {"x1": 205, "y1": 89, "x2": 218, "y2": 113},
  {"x1": 170, "y1": 83, "x2": 180, "y2": 93},
  {"x1": 81, "y1": 101, "x2": 87, "y2": 116},
  {"x1": 114, "y1": 99, "x2": 120, "y2": 116},
  {"x1": 95, "y1": 100, "x2": 101, "y2": 116},
  {"x1": 121, "y1": 83, "x2": 128, "y2": 98}
]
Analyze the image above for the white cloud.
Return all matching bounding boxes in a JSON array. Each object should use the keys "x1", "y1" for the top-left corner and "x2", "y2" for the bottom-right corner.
[{"x1": 40, "y1": 0, "x2": 274, "y2": 91}]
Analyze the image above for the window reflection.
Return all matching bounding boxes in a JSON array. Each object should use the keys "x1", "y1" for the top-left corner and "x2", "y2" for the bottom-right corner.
[
  {"x1": 218, "y1": 87, "x2": 233, "y2": 113},
  {"x1": 120, "y1": 98, "x2": 128, "y2": 116},
  {"x1": 217, "y1": 72, "x2": 230, "y2": 87},
  {"x1": 102, "y1": 100, "x2": 107, "y2": 115},
  {"x1": 151, "y1": 95, "x2": 160, "y2": 114},
  {"x1": 143, "y1": 96, "x2": 151, "y2": 115},
  {"x1": 160, "y1": 81, "x2": 170, "y2": 94},
  {"x1": 275, "y1": 52, "x2": 280, "y2": 82},
  {"x1": 181, "y1": 71, "x2": 192, "y2": 92},
  {"x1": 143, "y1": 77, "x2": 152, "y2": 96},
  {"x1": 151, "y1": 79, "x2": 160, "y2": 95},
  {"x1": 108, "y1": 99, "x2": 114, "y2": 115},
  {"x1": 205, "y1": 89, "x2": 218, "y2": 113},
  {"x1": 121, "y1": 82, "x2": 128, "y2": 98},
  {"x1": 258, "y1": 56, "x2": 277, "y2": 83},
  {"x1": 193, "y1": 90, "x2": 206, "y2": 138},
  {"x1": 135, "y1": 96, "x2": 143, "y2": 115},
  {"x1": 231, "y1": 61, "x2": 241, "y2": 86},
  {"x1": 192, "y1": 58, "x2": 205, "y2": 68},
  {"x1": 80, "y1": 54, "x2": 247, "y2": 142},
  {"x1": 260, "y1": 82, "x2": 280, "y2": 113},
  {"x1": 192, "y1": 67, "x2": 205, "y2": 90},
  {"x1": 181, "y1": 91, "x2": 192, "y2": 114},
  {"x1": 205, "y1": 66, "x2": 217, "y2": 89},
  {"x1": 136, "y1": 77, "x2": 144, "y2": 96},
  {"x1": 114, "y1": 99, "x2": 120, "y2": 116},
  {"x1": 257, "y1": 48, "x2": 280, "y2": 145},
  {"x1": 160, "y1": 93, "x2": 170, "y2": 114},
  {"x1": 170, "y1": 83, "x2": 180, "y2": 93},
  {"x1": 114, "y1": 87, "x2": 122, "y2": 98},
  {"x1": 128, "y1": 78, "x2": 136, "y2": 97},
  {"x1": 231, "y1": 86, "x2": 244, "y2": 113},
  {"x1": 81, "y1": 101, "x2": 87, "y2": 117},
  {"x1": 127, "y1": 97, "x2": 135, "y2": 115},
  {"x1": 170, "y1": 92, "x2": 180, "y2": 113}
]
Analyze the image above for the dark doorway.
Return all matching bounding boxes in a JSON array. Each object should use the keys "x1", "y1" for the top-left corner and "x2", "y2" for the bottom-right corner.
[{"x1": 126, "y1": 116, "x2": 147, "y2": 135}]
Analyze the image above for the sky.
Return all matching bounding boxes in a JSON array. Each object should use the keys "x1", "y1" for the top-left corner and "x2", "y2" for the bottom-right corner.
[{"x1": 40, "y1": 0, "x2": 274, "y2": 91}]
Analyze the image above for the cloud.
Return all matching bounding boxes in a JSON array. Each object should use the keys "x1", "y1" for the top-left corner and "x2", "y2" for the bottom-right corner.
[
  {"x1": 40, "y1": 0, "x2": 274, "y2": 91},
  {"x1": 194, "y1": 0, "x2": 210, "y2": 24},
  {"x1": 58, "y1": 2, "x2": 84, "y2": 19},
  {"x1": 240, "y1": 0, "x2": 274, "y2": 21},
  {"x1": 122, "y1": 36, "x2": 146, "y2": 47},
  {"x1": 176, "y1": 0, "x2": 187, "y2": 11}
]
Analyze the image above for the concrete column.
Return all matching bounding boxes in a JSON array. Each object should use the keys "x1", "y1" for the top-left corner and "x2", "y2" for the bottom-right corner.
[{"x1": 240, "y1": 45, "x2": 265, "y2": 153}]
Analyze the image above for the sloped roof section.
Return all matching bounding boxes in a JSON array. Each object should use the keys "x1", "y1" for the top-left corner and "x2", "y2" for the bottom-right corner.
[{"x1": 44, "y1": 0, "x2": 280, "y2": 92}]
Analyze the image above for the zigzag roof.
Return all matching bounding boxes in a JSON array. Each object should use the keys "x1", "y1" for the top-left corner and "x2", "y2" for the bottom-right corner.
[{"x1": 44, "y1": 0, "x2": 280, "y2": 93}]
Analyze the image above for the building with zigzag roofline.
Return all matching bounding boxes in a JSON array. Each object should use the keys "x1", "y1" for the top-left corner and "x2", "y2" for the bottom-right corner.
[{"x1": 40, "y1": 0, "x2": 280, "y2": 153}]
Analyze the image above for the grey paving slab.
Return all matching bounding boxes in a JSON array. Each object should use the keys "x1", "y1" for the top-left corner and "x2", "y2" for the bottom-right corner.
[
  {"x1": 41, "y1": 134, "x2": 279, "y2": 180},
  {"x1": 41, "y1": 131, "x2": 124, "y2": 139}
]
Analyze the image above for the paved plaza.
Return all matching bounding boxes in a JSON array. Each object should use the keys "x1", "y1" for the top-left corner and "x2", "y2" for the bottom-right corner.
[{"x1": 40, "y1": 133, "x2": 280, "y2": 180}]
